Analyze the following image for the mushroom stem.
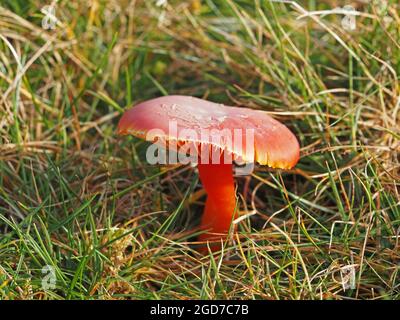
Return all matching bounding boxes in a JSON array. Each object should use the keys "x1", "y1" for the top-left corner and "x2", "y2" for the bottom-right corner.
[{"x1": 197, "y1": 162, "x2": 237, "y2": 252}]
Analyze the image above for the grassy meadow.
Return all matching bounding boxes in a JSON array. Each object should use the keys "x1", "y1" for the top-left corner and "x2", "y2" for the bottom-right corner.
[{"x1": 0, "y1": 0, "x2": 399, "y2": 299}]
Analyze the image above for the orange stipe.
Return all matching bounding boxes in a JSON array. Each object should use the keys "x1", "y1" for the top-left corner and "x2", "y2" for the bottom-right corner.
[{"x1": 197, "y1": 161, "x2": 237, "y2": 253}]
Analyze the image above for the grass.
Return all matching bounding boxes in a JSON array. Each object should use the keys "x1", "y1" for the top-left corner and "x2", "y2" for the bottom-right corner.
[{"x1": 0, "y1": 0, "x2": 399, "y2": 300}]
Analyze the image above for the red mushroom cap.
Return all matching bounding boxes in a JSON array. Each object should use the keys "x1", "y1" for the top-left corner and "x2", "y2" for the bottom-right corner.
[{"x1": 117, "y1": 95, "x2": 300, "y2": 169}]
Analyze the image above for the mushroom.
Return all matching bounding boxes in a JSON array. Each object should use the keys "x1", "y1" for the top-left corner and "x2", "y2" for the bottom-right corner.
[{"x1": 118, "y1": 95, "x2": 299, "y2": 252}]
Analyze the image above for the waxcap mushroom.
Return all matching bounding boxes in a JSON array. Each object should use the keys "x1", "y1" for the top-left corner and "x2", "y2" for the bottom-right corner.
[{"x1": 118, "y1": 95, "x2": 300, "y2": 252}]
